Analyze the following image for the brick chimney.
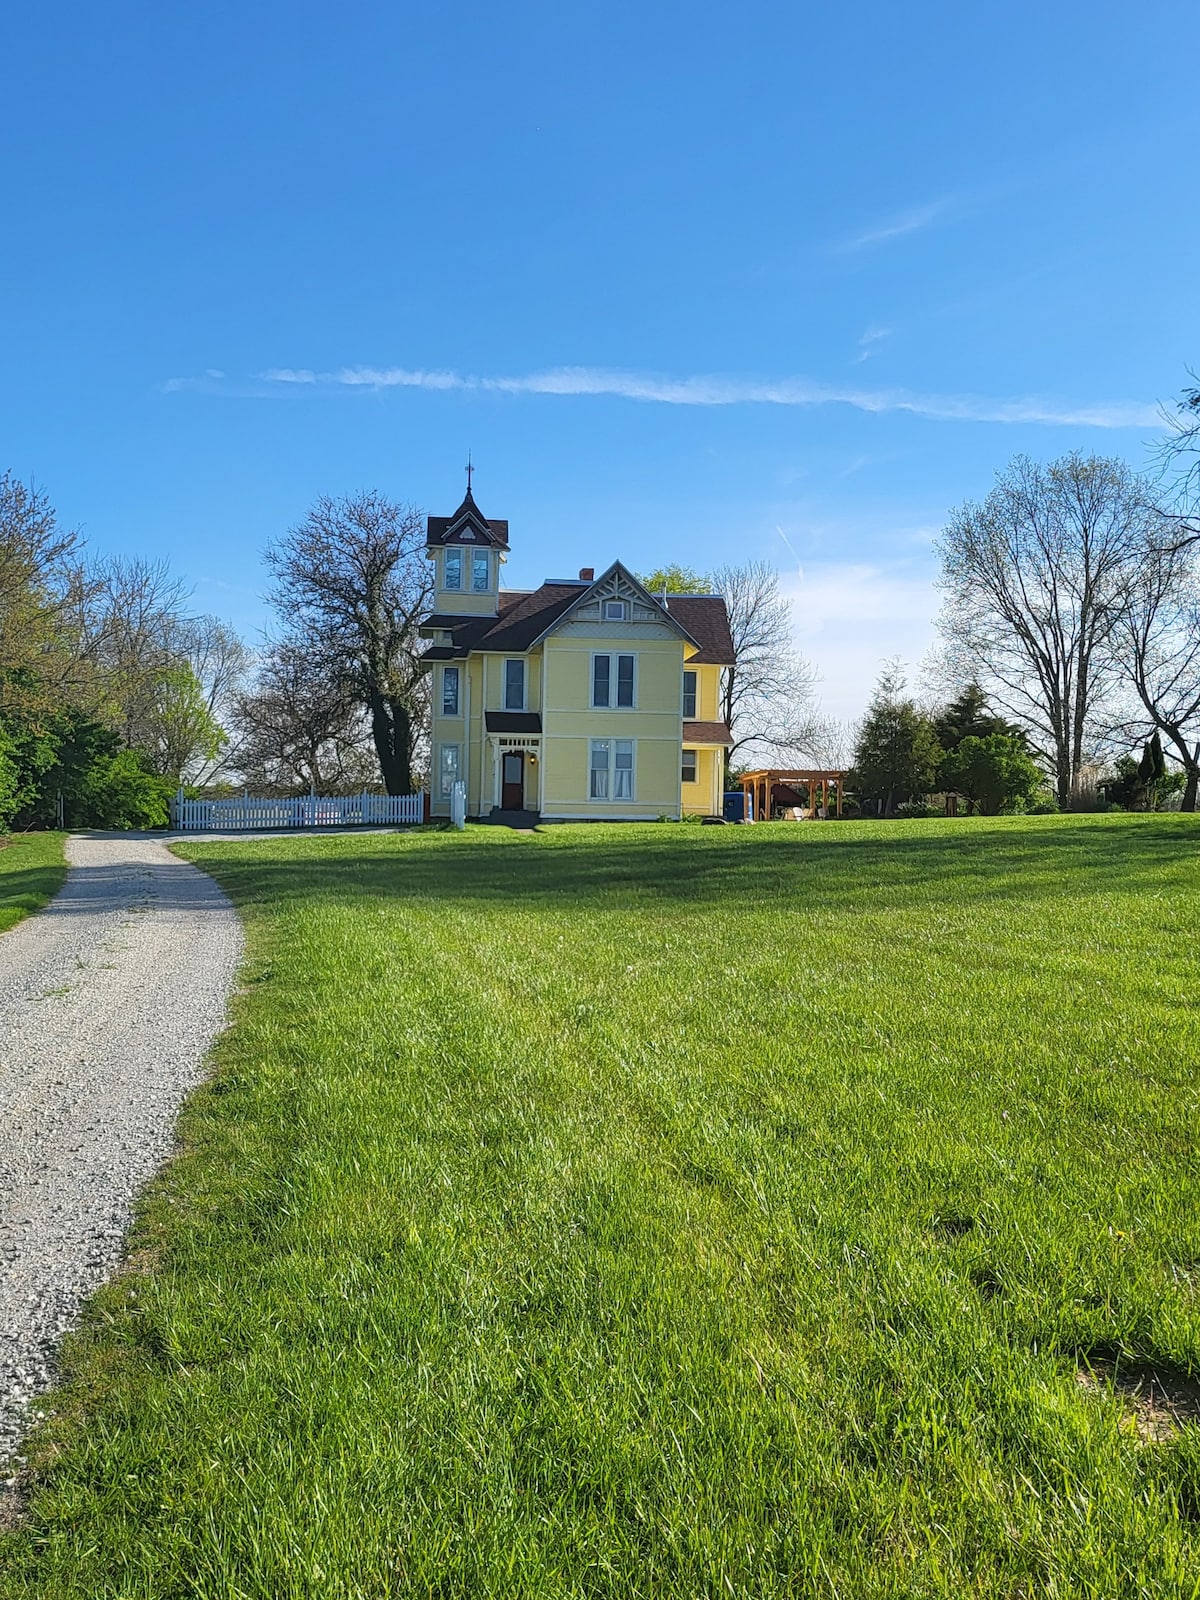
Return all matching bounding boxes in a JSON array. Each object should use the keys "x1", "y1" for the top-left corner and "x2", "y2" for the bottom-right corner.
[{"x1": 578, "y1": 567, "x2": 594, "y2": 581}]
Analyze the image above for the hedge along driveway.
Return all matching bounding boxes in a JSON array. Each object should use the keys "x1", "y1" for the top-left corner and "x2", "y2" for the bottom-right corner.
[{"x1": 3, "y1": 814, "x2": 1200, "y2": 1599}]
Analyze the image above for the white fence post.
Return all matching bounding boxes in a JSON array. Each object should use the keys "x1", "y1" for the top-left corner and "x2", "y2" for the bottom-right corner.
[
  {"x1": 168, "y1": 791, "x2": 427, "y2": 831},
  {"x1": 450, "y1": 780, "x2": 467, "y2": 831}
]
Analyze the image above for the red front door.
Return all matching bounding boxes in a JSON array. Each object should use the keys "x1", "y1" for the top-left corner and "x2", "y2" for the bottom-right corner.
[{"x1": 501, "y1": 751, "x2": 525, "y2": 810}]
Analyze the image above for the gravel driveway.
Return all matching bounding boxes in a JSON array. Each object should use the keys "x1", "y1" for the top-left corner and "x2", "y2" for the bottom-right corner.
[{"x1": 0, "y1": 834, "x2": 242, "y2": 1462}]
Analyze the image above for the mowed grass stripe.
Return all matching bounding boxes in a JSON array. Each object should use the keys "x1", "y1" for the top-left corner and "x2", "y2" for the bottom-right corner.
[
  {"x1": 0, "y1": 832, "x2": 65, "y2": 934},
  {"x1": 3, "y1": 814, "x2": 1200, "y2": 1598}
]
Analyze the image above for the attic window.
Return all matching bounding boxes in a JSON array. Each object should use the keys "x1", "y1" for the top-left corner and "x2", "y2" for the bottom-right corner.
[{"x1": 603, "y1": 599, "x2": 628, "y2": 622}]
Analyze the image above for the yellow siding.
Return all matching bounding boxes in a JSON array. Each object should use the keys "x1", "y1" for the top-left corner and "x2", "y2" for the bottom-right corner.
[
  {"x1": 430, "y1": 613, "x2": 724, "y2": 819},
  {"x1": 682, "y1": 746, "x2": 724, "y2": 816},
  {"x1": 538, "y1": 631, "x2": 684, "y2": 818}
]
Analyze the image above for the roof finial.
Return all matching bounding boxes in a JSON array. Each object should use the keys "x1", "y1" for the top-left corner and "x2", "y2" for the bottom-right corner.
[{"x1": 465, "y1": 452, "x2": 474, "y2": 494}]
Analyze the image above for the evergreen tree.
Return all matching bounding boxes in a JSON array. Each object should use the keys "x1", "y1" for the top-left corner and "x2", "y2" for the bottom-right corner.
[{"x1": 852, "y1": 664, "x2": 943, "y2": 817}]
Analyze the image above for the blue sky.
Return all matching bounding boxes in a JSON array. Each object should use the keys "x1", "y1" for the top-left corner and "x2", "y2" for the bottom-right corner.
[{"x1": 3, "y1": 1, "x2": 1195, "y2": 720}]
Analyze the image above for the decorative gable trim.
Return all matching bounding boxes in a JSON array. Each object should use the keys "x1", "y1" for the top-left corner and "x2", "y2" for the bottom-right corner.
[{"x1": 525, "y1": 562, "x2": 700, "y2": 651}]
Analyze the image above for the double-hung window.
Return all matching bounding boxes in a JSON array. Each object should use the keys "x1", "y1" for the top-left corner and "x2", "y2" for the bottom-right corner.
[
  {"x1": 682, "y1": 749, "x2": 698, "y2": 784},
  {"x1": 444, "y1": 550, "x2": 462, "y2": 590},
  {"x1": 504, "y1": 658, "x2": 525, "y2": 710},
  {"x1": 590, "y1": 738, "x2": 634, "y2": 800},
  {"x1": 682, "y1": 670, "x2": 697, "y2": 719},
  {"x1": 592, "y1": 652, "x2": 635, "y2": 708},
  {"x1": 442, "y1": 665, "x2": 460, "y2": 716},
  {"x1": 472, "y1": 553, "x2": 489, "y2": 592},
  {"x1": 438, "y1": 744, "x2": 461, "y2": 799}
]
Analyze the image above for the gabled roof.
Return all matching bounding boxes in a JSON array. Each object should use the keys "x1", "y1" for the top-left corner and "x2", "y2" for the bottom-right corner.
[
  {"x1": 523, "y1": 562, "x2": 701, "y2": 652},
  {"x1": 426, "y1": 487, "x2": 510, "y2": 550},
  {"x1": 419, "y1": 587, "x2": 581, "y2": 658},
  {"x1": 419, "y1": 566, "x2": 737, "y2": 665},
  {"x1": 665, "y1": 596, "x2": 735, "y2": 665}
]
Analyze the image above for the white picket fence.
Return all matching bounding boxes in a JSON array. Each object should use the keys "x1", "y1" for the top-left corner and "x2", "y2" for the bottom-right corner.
[{"x1": 171, "y1": 791, "x2": 426, "y2": 832}]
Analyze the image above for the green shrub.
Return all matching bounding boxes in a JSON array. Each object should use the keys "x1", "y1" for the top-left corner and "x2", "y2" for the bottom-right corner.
[
  {"x1": 73, "y1": 750, "x2": 173, "y2": 829},
  {"x1": 0, "y1": 728, "x2": 18, "y2": 832}
]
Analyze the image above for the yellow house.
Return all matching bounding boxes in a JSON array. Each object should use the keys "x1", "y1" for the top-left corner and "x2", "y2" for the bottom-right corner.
[{"x1": 419, "y1": 486, "x2": 734, "y2": 821}]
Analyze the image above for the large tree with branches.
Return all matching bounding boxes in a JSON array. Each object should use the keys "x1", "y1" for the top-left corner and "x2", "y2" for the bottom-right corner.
[
  {"x1": 935, "y1": 453, "x2": 1164, "y2": 808},
  {"x1": 638, "y1": 559, "x2": 825, "y2": 765},
  {"x1": 265, "y1": 492, "x2": 432, "y2": 794}
]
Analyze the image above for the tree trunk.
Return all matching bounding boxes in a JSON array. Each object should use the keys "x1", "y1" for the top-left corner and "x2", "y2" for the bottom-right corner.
[
  {"x1": 368, "y1": 696, "x2": 403, "y2": 795},
  {"x1": 1183, "y1": 764, "x2": 1199, "y2": 813}
]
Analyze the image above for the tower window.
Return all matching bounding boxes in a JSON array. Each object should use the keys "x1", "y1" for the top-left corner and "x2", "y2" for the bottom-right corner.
[
  {"x1": 472, "y1": 553, "x2": 490, "y2": 591},
  {"x1": 444, "y1": 550, "x2": 462, "y2": 590}
]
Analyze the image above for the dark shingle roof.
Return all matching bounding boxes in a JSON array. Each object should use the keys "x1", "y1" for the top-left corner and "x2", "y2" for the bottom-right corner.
[
  {"x1": 666, "y1": 596, "x2": 735, "y2": 665},
  {"x1": 485, "y1": 712, "x2": 542, "y2": 733},
  {"x1": 420, "y1": 581, "x2": 735, "y2": 666},
  {"x1": 469, "y1": 585, "x2": 583, "y2": 652},
  {"x1": 683, "y1": 720, "x2": 733, "y2": 746},
  {"x1": 426, "y1": 488, "x2": 509, "y2": 550}
]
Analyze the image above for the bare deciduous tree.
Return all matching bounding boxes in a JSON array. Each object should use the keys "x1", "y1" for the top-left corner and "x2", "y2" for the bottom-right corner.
[
  {"x1": 935, "y1": 453, "x2": 1160, "y2": 808},
  {"x1": 1114, "y1": 532, "x2": 1200, "y2": 810},
  {"x1": 709, "y1": 561, "x2": 823, "y2": 765},
  {"x1": 232, "y1": 637, "x2": 375, "y2": 793},
  {"x1": 265, "y1": 493, "x2": 433, "y2": 795}
]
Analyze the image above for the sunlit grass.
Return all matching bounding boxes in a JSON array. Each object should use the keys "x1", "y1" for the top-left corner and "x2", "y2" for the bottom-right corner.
[
  {"x1": 0, "y1": 832, "x2": 65, "y2": 934},
  {"x1": 4, "y1": 814, "x2": 1200, "y2": 1597}
]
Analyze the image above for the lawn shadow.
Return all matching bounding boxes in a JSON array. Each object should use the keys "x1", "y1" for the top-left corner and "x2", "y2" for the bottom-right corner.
[{"x1": 177, "y1": 816, "x2": 1200, "y2": 920}]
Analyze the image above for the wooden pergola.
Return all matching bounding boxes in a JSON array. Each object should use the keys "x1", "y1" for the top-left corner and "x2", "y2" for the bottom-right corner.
[{"x1": 741, "y1": 769, "x2": 846, "y2": 822}]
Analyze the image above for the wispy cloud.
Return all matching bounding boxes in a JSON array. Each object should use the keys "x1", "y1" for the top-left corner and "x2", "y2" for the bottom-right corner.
[
  {"x1": 251, "y1": 363, "x2": 1158, "y2": 429},
  {"x1": 853, "y1": 326, "x2": 891, "y2": 364},
  {"x1": 840, "y1": 199, "x2": 951, "y2": 251},
  {"x1": 162, "y1": 364, "x2": 1155, "y2": 429}
]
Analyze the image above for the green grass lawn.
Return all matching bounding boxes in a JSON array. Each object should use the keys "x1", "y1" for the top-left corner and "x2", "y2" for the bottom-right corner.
[
  {"x1": 5, "y1": 814, "x2": 1200, "y2": 1598},
  {"x1": 0, "y1": 832, "x2": 65, "y2": 934}
]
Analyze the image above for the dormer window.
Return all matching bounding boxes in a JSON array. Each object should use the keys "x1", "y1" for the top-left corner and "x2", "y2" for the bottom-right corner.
[
  {"x1": 603, "y1": 599, "x2": 628, "y2": 622},
  {"x1": 444, "y1": 550, "x2": 462, "y2": 590},
  {"x1": 472, "y1": 552, "x2": 490, "y2": 592}
]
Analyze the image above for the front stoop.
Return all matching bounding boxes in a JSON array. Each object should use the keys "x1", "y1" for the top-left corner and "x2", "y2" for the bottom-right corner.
[{"x1": 480, "y1": 808, "x2": 542, "y2": 828}]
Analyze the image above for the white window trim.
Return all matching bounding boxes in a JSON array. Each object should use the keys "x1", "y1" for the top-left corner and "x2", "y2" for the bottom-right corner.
[
  {"x1": 591, "y1": 650, "x2": 637, "y2": 709},
  {"x1": 443, "y1": 550, "x2": 463, "y2": 591},
  {"x1": 682, "y1": 748, "x2": 698, "y2": 783},
  {"x1": 438, "y1": 742, "x2": 462, "y2": 800},
  {"x1": 589, "y1": 737, "x2": 636, "y2": 802},
  {"x1": 682, "y1": 669, "x2": 698, "y2": 720},
  {"x1": 503, "y1": 658, "x2": 527, "y2": 712},
  {"x1": 442, "y1": 665, "x2": 460, "y2": 717}
]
